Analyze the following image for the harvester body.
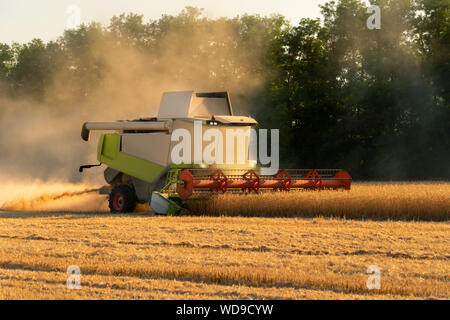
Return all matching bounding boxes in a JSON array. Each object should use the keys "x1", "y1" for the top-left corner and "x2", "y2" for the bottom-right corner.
[{"x1": 80, "y1": 91, "x2": 351, "y2": 214}]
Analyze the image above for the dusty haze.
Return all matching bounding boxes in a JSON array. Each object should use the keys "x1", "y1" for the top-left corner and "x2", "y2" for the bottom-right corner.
[{"x1": 0, "y1": 16, "x2": 267, "y2": 210}]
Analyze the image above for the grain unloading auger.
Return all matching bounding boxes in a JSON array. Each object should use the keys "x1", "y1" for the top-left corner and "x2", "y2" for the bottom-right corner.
[{"x1": 79, "y1": 91, "x2": 351, "y2": 214}]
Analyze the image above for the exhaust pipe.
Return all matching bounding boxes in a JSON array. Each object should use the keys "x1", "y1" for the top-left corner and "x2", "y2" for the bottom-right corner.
[{"x1": 81, "y1": 120, "x2": 172, "y2": 141}]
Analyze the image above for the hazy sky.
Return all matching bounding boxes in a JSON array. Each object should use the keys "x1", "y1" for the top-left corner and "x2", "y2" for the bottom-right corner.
[{"x1": 0, "y1": 0, "x2": 332, "y2": 44}]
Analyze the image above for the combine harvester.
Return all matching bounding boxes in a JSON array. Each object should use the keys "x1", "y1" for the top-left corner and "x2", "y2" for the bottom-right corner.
[{"x1": 80, "y1": 91, "x2": 351, "y2": 214}]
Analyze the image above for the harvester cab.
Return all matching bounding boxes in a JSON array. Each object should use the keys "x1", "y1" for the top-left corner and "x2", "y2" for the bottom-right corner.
[{"x1": 80, "y1": 91, "x2": 351, "y2": 214}]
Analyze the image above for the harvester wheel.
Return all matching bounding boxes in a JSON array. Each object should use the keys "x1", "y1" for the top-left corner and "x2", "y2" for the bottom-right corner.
[{"x1": 109, "y1": 185, "x2": 137, "y2": 213}]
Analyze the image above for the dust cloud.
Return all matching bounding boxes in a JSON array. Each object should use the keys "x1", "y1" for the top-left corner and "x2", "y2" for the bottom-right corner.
[
  {"x1": 0, "y1": 12, "x2": 267, "y2": 211},
  {"x1": 0, "y1": 179, "x2": 108, "y2": 212}
]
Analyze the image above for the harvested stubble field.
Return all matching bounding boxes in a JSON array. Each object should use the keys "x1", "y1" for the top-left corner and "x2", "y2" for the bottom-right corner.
[
  {"x1": 0, "y1": 213, "x2": 448, "y2": 299},
  {"x1": 0, "y1": 182, "x2": 448, "y2": 299}
]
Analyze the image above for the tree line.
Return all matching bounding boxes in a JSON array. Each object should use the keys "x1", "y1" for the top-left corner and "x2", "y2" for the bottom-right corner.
[{"x1": 0, "y1": 0, "x2": 448, "y2": 180}]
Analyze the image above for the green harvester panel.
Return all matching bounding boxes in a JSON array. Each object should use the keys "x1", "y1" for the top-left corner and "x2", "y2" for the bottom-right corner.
[{"x1": 97, "y1": 133, "x2": 166, "y2": 183}]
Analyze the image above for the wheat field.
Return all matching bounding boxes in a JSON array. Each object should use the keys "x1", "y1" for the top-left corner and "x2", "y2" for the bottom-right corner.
[
  {"x1": 0, "y1": 212, "x2": 448, "y2": 299},
  {"x1": 187, "y1": 182, "x2": 450, "y2": 221}
]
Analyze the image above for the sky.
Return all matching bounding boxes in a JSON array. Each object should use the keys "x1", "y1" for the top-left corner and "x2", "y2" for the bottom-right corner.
[{"x1": 0, "y1": 0, "x2": 332, "y2": 44}]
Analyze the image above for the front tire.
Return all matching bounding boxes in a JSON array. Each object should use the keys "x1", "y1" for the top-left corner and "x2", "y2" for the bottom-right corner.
[{"x1": 109, "y1": 185, "x2": 137, "y2": 213}]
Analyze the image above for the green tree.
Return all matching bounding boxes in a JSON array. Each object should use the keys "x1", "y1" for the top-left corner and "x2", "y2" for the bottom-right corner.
[
  {"x1": 8, "y1": 39, "x2": 54, "y2": 100},
  {"x1": 58, "y1": 23, "x2": 108, "y2": 101},
  {"x1": 0, "y1": 43, "x2": 13, "y2": 96}
]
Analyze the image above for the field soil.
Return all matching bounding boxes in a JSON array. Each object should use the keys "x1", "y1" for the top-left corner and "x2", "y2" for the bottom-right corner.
[{"x1": 0, "y1": 212, "x2": 448, "y2": 299}]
